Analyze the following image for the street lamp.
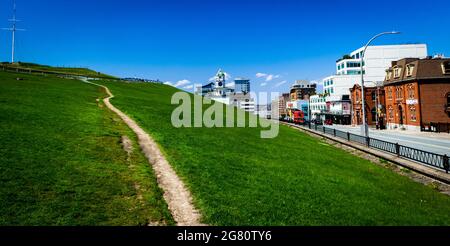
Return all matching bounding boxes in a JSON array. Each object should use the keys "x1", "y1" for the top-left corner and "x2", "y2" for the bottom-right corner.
[{"x1": 360, "y1": 31, "x2": 401, "y2": 137}]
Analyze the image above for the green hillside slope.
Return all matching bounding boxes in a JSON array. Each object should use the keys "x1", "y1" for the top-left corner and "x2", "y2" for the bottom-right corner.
[
  {"x1": 99, "y1": 80, "x2": 450, "y2": 226},
  {"x1": 0, "y1": 71, "x2": 173, "y2": 225}
]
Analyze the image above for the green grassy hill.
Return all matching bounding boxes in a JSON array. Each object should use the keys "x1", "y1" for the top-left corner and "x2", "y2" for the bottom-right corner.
[
  {"x1": 0, "y1": 71, "x2": 173, "y2": 225},
  {"x1": 1, "y1": 66, "x2": 450, "y2": 226},
  {"x1": 0, "y1": 62, "x2": 116, "y2": 79},
  {"x1": 98, "y1": 80, "x2": 450, "y2": 226}
]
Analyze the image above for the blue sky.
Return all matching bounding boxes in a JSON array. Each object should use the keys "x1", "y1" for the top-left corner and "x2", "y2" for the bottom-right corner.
[{"x1": 1, "y1": 0, "x2": 449, "y2": 95}]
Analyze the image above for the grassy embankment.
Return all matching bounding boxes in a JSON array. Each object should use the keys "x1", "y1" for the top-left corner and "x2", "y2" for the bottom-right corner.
[
  {"x1": 0, "y1": 62, "x2": 116, "y2": 79},
  {"x1": 99, "y1": 80, "x2": 450, "y2": 226},
  {"x1": 0, "y1": 71, "x2": 173, "y2": 225}
]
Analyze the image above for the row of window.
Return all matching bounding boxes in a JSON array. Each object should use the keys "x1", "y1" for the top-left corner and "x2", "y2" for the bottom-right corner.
[
  {"x1": 387, "y1": 84, "x2": 416, "y2": 100},
  {"x1": 351, "y1": 51, "x2": 364, "y2": 60},
  {"x1": 387, "y1": 62, "x2": 450, "y2": 80},
  {"x1": 386, "y1": 64, "x2": 416, "y2": 80},
  {"x1": 387, "y1": 106, "x2": 417, "y2": 122},
  {"x1": 337, "y1": 62, "x2": 363, "y2": 71},
  {"x1": 311, "y1": 105, "x2": 327, "y2": 111},
  {"x1": 311, "y1": 97, "x2": 326, "y2": 103},
  {"x1": 324, "y1": 88, "x2": 334, "y2": 94},
  {"x1": 346, "y1": 70, "x2": 363, "y2": 75},
  {"x1": 324, "y1": 80, "x2": 334, "y2": 86}
]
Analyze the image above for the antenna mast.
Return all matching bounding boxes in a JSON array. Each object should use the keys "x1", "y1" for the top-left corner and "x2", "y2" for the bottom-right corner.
[{"x1": 2, "y1": 0, "x2": 25, "y2": 64}]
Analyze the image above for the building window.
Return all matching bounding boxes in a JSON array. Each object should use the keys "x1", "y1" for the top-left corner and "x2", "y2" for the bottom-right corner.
[
  {"x1": 394, "y1": 66, "x2": 402, "y2": 78},
  {"x1": 386, "y1": 71, "x2": 392, "y2": 80},
  {"x1": 409, "y1": 106, "x2": 417, "y2": 122},
  {"x1": 407, "y1": 84, "x2": 415, "y2": 99},
  {"x1": 442, "y1": 61, "x2": 450, "y2": 75},
  {"x1": 372, "y1": 91, "x2": 376, "y2": 101},
  {"x1": 347, "y1": 62, "x2": 361, "y2": 68},
  {"x1": 387, "y1": 87, "x2": 393, "y2": 100},
  {"x1": 396, "y1": 86, "x2": 403, "y2": 100},
  {"x1": 406, "y1": 64, "x2": 415, "y2": 77},
  {"x1": 388, "y1": 106, "x2": 394, "y2": 121}
]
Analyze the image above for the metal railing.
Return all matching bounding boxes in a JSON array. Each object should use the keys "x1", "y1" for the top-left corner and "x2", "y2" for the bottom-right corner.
[
  {"x1": 281, "y1": 119, "x2": 449, "y2": 173},
  {"x1": 422, "y1": 122, "x2": 450, "y2": 134}
]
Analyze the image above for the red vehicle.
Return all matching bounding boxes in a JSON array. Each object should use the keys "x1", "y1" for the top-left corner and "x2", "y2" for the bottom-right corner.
[
  {"x1": 293, "y1": 110, "x2": 305, "y2": 124},
  {"x1": 324, "y1": 119, "x2": 333, "y2": 125}
]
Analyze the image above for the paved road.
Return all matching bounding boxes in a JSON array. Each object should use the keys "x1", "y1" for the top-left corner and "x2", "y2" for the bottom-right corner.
[{"x1": 326, "y1": 125, "x2": 450, "y2": 156}]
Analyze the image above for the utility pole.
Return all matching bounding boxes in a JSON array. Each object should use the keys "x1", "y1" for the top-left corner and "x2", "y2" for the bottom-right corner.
[
  {"x1": 2, "y1": 0, "x2": 25, "y2": 64},
  {"x1": 360, "y1": 31, "x2": 400, "y2": 137}
]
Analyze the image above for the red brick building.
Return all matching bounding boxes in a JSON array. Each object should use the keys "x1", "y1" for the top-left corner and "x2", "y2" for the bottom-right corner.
[
  {"x1": 350, "y1": 84, "x2": 386, "y2": 127},
  {"x1": 384, "y1": 57, "x2": 450, "y2": 131}
]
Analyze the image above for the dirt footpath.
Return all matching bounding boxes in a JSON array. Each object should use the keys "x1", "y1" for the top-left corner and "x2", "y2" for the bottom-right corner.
[{"x1": 82, "y1": 79, "x2": 204, "y2": 226}]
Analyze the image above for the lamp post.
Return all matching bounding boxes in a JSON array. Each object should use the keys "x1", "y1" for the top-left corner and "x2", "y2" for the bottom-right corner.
[{"x1": 360, "y1": 31, "x2": 400, "y2": 137}]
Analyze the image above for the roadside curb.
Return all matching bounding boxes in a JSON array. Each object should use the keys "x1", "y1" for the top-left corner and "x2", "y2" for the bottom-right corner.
[{"x1": 282, "y1": 122, "x2": 450, "y2": 185}]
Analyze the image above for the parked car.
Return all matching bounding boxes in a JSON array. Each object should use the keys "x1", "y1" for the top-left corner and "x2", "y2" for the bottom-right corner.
[{"x1": 313, "y1": 119, "x2": 323, "y2": 125}]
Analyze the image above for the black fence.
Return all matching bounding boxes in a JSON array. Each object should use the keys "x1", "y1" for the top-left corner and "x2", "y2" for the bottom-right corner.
[{"x1": 282, "y1": 119, "x2": 449, "y2": 173}]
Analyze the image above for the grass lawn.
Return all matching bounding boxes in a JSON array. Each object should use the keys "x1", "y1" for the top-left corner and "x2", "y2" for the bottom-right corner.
[
  {"x1": 0, "y1": 71, "x2": 173, "y2": 225},
  {"x1": 99, "y1": 80, "x2": 450, "y2": 226}
]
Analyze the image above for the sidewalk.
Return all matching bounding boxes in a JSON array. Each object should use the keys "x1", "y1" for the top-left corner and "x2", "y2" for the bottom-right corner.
[{"x1": 329, "y1": 124, "x2": 450, "y2": 140}]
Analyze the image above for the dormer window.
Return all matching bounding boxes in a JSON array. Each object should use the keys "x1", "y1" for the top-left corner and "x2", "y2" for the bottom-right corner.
[
  {"x1": 442, "y1": 61, "x2": 450, "y2": 75},
  {"x1": 386, "y1": 70, "x2": 392, "y2": 80},
  {"x1": 406, "y1": 64, "x2": 415, "y2": 77},
  {"x1": 393, "y1": 66, "x2": 402, "y2": 78}
]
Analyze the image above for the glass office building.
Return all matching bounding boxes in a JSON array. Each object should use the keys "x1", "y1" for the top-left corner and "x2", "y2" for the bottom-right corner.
[{"x1": 234, "y1": 78, "x2": 250, "y2": 94}]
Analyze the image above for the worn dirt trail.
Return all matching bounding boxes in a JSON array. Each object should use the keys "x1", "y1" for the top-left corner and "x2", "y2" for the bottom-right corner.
[{"x1": 82, "y1": 79, "x2": 204, "y2": 226}]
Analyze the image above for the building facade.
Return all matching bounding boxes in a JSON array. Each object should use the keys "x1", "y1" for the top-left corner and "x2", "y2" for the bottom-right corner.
[
  {"x1": 230, "y1": 93, "x2": 255, "y2": 113},
  {"x1": 323, "y1": 75, "x2": 360, "y2": 97},
  {"x1": 286, "y1": 100, "x2": 310, "y2": 121},
  {"x1": 336, "y1": 44, "x2": 428, "y2": 82},
  {"x1": 290, "y1": 80, "x2": 317, "y2": 100},
  {"x1": 195, "y1": 69, "x2": 255, "y2": 113},
  {"x1": 234, "y1": 78, "x2": 251, "y2": 94},
  {"x1": 321, "y1": 44, "x2": 427, "y2": 125},
  {"x1": 310, "y1": 94, "x2": 327, "y2": 122},
  {"x1": 272, "y1": 93, "x2": 290, "y2": 119},
  {"x1": 324, "y1": 95, "x2": 352, "y2": 125},
  {"x1": 350, "y1": 84, "x2": 386, "y2": 127},
  {"x1": 384, "y1": 57, "x2": 450, "y2": 131}
]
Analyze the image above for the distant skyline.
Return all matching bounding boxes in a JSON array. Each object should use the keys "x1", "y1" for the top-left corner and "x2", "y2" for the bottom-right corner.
[{"x1": 1, "y1": 0, "x2": 450, "y2": 96}]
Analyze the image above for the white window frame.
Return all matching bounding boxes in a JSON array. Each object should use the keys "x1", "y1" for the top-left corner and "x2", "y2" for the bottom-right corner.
[
  {"x1": 406, "y1": 65, "x2": 415, "y2": 77},
  {"x1": 393, "y1": 66, "x2": 402, "y2": 78},
  {"x1": 442, "y1": 62, "x2": 450, "y2": 75}
]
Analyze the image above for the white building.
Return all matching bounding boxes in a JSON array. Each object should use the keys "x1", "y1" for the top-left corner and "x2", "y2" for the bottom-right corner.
[
  {"x1": 323, "y1": 75, "x2": 360, "y2": 97},
  {"x1": 336, "y1": 44, "x2": 428, "y2": 82},
  {"x1": 326, "y1": 44, "x2": 428, "y2": 98},
  {"x1": 310, "y1": 95, "x2": 327, "y2": 121},
  {"x1": 197, "y1": 69, "x2": 255, "y2": 113}
]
